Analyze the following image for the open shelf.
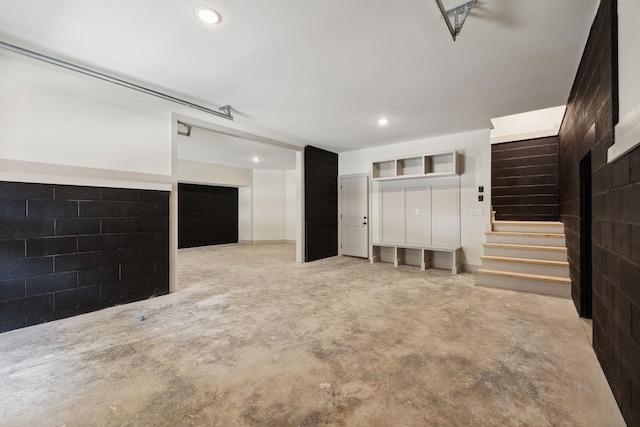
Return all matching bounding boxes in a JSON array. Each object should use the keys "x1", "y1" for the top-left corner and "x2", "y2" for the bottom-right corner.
[
  {"x1": 372, "y1": 160, "x2": 396, "y2": 179},
  {"x1": 370, "y1": 242, "x2": 461, "y2": 274},
  {"x1": 397, "y1": 157, "x2": 423, "y2": 176},
  {"x1": 372, "y1": 151, "x2": 459, "y2": 181}
]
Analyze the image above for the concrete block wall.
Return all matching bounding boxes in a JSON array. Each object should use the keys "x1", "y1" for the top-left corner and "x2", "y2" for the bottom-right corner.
[
  {"x1": 0, "y1": 181, "x2": 169, "y2": 333},
  {"x1": 558, "y1": 0, "x2": 640, "y2": 424},
  {"x1": 178, "y1": 183, "x2": 238, "y2": 248},
  {"x1": 304, "y1": 146, "x2": 338, "y2": 262}
]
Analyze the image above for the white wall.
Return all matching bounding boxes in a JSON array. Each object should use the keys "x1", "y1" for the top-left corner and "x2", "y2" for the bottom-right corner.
[
  {"x1": 339, "y1": 129, "x2": 491, "y2": 271},
  {"x1": 252, "y1": 170, "x2": 287, "y2": 241},
  {"x1": 610, "y1": 0, "x2": 640, "y2": 161},
  {"x1": 239, "y1": 187, "x2": 253, "y2": 242},
  {"x1": 286, "y1": 170, "x2": 297, "y2": 241},
  {"x1": 0, "y1": 50, "x2": 302, "y2": 187}
]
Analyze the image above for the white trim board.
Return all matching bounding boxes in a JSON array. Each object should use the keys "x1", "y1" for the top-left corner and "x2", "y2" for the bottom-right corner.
[
  {"x1": 0, "y1": 158, "x2": 171, "y2": 191},
  {"x1": 609, "y1": 103, "x2": 640, "y2": 162}
]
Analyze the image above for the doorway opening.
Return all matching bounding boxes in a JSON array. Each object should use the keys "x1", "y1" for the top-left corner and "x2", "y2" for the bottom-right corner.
[{"x1": 579, "y1": 151, "x2": 592, "y2": 319}]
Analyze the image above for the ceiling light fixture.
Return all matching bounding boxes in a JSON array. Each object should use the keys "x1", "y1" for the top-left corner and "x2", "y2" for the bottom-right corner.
[
  {"x1": 195, "y1": 6, "x2": 221, "y2": 24},
  {"x1": 435, "y1": 0, "x2": 477, "y2": 41},
  {"x1": 377, "y1": 118, "x2": 389, "y2": 126},
  {"x1": 252, "y1": 157, "x2": 260, "y2": 163}
]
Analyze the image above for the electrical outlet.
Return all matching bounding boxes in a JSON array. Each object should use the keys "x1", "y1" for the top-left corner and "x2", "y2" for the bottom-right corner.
[
  {"x1": 479, "y1": 186, "x2": 484, "y2": 193},
  {"x1": 478, "y1": 195, "x2": 484, "y2": 202}
]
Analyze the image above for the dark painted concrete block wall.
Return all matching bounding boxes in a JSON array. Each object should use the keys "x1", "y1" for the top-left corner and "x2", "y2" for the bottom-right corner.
[
  {"x1": 0, "y1": 182, "x2": 169, "y2": 333},
  {"x1": 304, "y1": 146, "x2": 338, "y2": 262},
  {"x1": 558, "y1": 0, "x2": 640, "y2": 424},
  {"x1": 178, "y1": 183, "x2": 238, "y2": 248},
  {"x1": 492, "y1": 136, "x2": 560, "y2": 221}
]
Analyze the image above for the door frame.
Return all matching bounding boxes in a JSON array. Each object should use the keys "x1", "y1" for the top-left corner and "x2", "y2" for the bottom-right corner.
[
  {"x1": 338, "y1": 173, "x2": 370, "y2": 257},
  {"x1": 579, "y1": 151, "x2": 593, "y2": 319}
]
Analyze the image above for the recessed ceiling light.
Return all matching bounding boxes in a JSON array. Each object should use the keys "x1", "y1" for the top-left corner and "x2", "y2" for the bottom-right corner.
[
  {"x1": 195, "y1": 7, "x2": 221, "y2": 24},
  {"x1": 377, "y1": 118, "x2": 389, "y2": 126},
  {"x1": 252, "y1": 157, "x2": 260, "y2": 163}
]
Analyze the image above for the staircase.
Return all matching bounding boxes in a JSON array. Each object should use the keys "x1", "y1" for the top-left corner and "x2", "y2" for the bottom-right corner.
[{"x1": 477, "y1": 213, "x2": 571, "y2": 298}]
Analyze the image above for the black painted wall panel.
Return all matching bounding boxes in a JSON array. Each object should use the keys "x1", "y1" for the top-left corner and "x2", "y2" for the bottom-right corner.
[
  {"x1": 178, "y1": 183, "x2": 238, "y2": 248},
  {"x1": 0, "y1": 181, "x2": 170, "y2": 333},
  {"x1": 491, "y1": 137, "x2": 560, "y2": 221},
  {"x1": 558, "y1": 1, "x2": 640, "y2": 424},
  {"x1": 304, "y1": 145, "x2": 338, "y2": 262}
]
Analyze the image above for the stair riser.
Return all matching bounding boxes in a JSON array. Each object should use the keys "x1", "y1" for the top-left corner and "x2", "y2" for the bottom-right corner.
[
  {"x1": 492, "y1": 224, "x2": 564, "y2": 234},
  {"x1": 481, "y1": 260, "x2": 569, "y2": 278},
  {"x1": 483, "y1": 246, "x2": 567, "y2": 261},
  {"x1": 486, "y1": 235, "x2": 566, "y2": 247},
  {"x1": 477, "y1": 275, "x2": 571, "y2": 298}
]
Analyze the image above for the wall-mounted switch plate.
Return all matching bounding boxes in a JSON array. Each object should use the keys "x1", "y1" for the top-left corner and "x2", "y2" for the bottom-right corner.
[
  {"x1": 470, "y1": 209, "x2": 483, "y2": 216},
  {"x1": 415, "y1": 209, "x2": 420, "y2": 215}
]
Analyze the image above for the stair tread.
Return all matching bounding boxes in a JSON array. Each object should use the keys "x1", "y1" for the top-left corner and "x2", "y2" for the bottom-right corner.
[
  {"x1": 483, "y1": 243, "x2": 567, "y2": 252},
  {"x1": 485, "y1": 231, "x2": 565, "y2": 238},
  {"x1": 478, "y1": 269, "x2": 571, "y2": 284},
  {"x1": 493, "y1": 220, "x2": 563, "y2": 226},
  {"x1": 480, "y1": 255, "x2": 568, "y2": 267}
]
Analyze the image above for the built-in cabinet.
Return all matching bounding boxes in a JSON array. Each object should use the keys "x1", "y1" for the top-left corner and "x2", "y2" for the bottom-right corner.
[
  {"x1": 372, "y1": 151, "x2": 459, "y2": 180},
  {"x1": 370, "y1": 151, "x2": 462, "y2": 273}
]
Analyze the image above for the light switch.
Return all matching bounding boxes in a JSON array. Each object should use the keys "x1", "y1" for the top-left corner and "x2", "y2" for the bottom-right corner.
[{"x1": 415, "y1": 209, "x2": 420, "y2": 215}]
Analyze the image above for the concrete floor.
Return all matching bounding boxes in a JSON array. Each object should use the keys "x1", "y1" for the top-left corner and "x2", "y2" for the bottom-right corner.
[{"x1": 0, "y1": 244, "x2": 625, "y2": 426}]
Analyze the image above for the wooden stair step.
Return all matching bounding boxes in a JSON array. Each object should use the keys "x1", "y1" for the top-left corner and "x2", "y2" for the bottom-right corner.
[
  {"x1": 493, "y1": 220, "x2": 564, "y2": 227},
  {"x1": 485, "y1": 231, "x2": 565, "y2": 238},
  {"x1": 480, "y1": 255, "x2": 568, "y2": 267},
  {"x1": 482, "y1": 243, "x2": 567, "y2": 252},
  {"x1": 478, "y1": 269, "x2": 571, "y2": 285}
]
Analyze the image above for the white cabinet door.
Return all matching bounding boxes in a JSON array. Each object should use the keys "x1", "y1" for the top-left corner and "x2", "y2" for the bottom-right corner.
[
  {"x1": 381, "y1": 188, "x2": 405, "y2": 243},
  {"x1": 431, "y1": 185, "x2": 460, "y2": 247},
  {"x1": 340, "y1": 176, "x2": 369, "y2": 258},
  {"x1": 405, "y1": 187, "x2": 431, "y2": 246}
]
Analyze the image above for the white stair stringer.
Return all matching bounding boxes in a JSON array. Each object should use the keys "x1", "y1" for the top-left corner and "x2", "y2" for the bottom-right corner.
[{"x1": 477, "y1": 215, "x2": 571, "y2": 298}]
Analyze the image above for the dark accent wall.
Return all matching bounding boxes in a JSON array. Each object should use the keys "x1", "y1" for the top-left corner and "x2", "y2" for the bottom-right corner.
[
  {"x1": 559, "y1": 1, "x2": 640, "y2": 425},
  {"x1": 492, "y1": 137, "x2": 560, "y2": 221},
  {"x1": 178, "y1": 183, "x2": 238, "y2": 248},
  {"x1": 304, "y1": 146, "x2": 338, "y2": 262},
  {"x1": 0, "y1": 181, "x2": 170, "y2": 333}
]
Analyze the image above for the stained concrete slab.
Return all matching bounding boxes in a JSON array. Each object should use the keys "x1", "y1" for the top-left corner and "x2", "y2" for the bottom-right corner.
[{"x1": 0, "y1": 244, "x2": 625, "y2": 426}]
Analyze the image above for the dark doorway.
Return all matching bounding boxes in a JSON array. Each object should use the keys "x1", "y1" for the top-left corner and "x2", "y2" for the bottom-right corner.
[
  {"x1": 178, "y1": 183, "x2": 238, "y2": 248},
  {"x1": 579, "y1": 152, "x2": 592, "y2": 319}
]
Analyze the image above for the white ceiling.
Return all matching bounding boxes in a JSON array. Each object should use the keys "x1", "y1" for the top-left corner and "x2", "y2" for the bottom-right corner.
[{"x1": 0, "y1": 0, "x2": 599, "y2": 154}]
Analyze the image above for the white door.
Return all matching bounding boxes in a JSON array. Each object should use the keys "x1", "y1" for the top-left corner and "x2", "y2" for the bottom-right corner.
[{"x1": 340, "y1": 176, "x2": 369, "y2": 258}]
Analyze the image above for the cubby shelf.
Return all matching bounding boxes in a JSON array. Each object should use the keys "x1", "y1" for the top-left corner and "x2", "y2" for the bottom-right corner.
[
  {"x1": 371, "y1": 151, "x2": 459, "y2": 180},
  {"x1": 370, "y1": 242, "x2": 462, "y2": 274}
]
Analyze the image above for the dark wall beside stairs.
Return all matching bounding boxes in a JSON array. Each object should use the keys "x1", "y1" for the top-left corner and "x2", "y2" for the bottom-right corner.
[
  {"x1": 178, "y1": 183, "x2": 238, "y2": 248},
  {"x1": 559, "y1": 0, "x2": 640, "y2": 425},
  {"x1": 0, "y1": 181, "x2": 170, "y2": 333},
  {"x1": 304, "y1": 145, "x2": 338, "y2": 262},
  {"x1": 492, "y1": 136, "x2": 560, "y2": 221}
]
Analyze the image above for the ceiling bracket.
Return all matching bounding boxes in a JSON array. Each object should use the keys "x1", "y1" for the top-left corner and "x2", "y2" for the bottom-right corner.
[
  {"x1": 218, "y1": 105, "x2": 234, "y2": 120},
  {"x1": 435, "y1": 0, "x2": 477, "y2": 41}
]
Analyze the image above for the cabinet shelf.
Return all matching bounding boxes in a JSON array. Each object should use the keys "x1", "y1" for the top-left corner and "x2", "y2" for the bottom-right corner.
[{"x1": 371, "y1": 151, "x2": 459, "y2": 180}]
